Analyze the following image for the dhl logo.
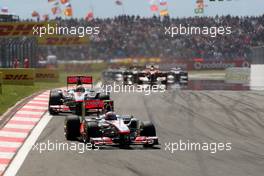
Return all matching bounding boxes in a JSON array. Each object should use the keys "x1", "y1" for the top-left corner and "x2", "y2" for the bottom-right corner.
[
  {"x1": 36, "y1": 73, "x2": 56, "y2": 79},
  {"x1": 0, "y1": 23, "x2": 47, "y2": 36},
  {"x1": 4, "y1": 74, "x2": 34, "y2": 80}
]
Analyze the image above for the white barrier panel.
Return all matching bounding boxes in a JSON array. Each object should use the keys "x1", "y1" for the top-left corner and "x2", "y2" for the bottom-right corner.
[{"x1": 250, "y1": 65, "x2": 264, "y2": 90}]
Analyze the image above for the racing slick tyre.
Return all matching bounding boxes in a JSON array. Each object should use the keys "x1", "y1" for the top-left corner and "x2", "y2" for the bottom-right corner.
[
  {"x1": 83, "y1": 121, "x2": 101, "y2": 144},
  {"x1": 49, "y1": 89, "x2": 63, "y2": 115},
  {"x1": 161, "y1": 79, "x2": 168, "y2": 85},
  {"x1": 98, "y1": 94, "x2": 110, "y2": 100},
  {"x1": 49, "y1": 89, "x2": 63, "y2": 105},
  {"x1": 48, "y1": 107, "x2": 58, "y2": 115},
  {"x1": 141, "y1": 121, "x2": 157, "y2": 147},
  {"x1": 134, "y1": 74, "x2": 143, "y2": 85},
  {"x1": 64, "y1": 116, "x2": 80, "y2": 140},
  {"x1": 141, "y1": 121, "x2": 156, "y2": 136}
]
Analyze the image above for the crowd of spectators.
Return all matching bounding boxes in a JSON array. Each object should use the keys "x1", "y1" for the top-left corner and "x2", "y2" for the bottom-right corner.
[{"x1": 39, "y1": 15, "x2": 264, "y2": 61}]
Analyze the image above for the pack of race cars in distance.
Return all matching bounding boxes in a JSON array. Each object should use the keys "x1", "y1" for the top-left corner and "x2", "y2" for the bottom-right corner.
[
  {"x1": 48, "y1": 76, "x2": 114, "y2": 115},
  {"x1": 103, "y1": 65, "x2": 188, "y2": 86}
]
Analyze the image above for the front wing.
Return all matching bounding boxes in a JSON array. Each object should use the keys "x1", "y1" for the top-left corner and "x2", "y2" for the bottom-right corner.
[{"x1": 90, "y1": 136, "x2": 158, "y2": 146}]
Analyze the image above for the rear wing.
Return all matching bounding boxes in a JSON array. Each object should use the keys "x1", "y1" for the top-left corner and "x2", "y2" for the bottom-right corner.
[
  {"x1": 67, "y1": 76, "x2": 93, "y2": 89},
  {"x1": 85, "y1": 100, "x2": 105, "y2": 109}
]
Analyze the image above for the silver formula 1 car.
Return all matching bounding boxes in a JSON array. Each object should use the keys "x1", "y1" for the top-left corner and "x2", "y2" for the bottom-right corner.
[
  {"x1": 48, "y1": 76, "x2": 113, "y2": 115},
  {"x1": 64, "y1": 111, "x2": 158, "y2": 148}
]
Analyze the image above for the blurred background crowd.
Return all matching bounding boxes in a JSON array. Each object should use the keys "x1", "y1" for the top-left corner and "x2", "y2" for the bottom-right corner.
[{"x1": 38, "y1": 15, "x2": 264, "y2": 61}]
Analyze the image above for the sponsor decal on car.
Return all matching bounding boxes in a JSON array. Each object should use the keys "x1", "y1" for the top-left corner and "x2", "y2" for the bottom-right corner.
[{"x1": 85, "y1": 100, "x2": 104, "y2": 109}]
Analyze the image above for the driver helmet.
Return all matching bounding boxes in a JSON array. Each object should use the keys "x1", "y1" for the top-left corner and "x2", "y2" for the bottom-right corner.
[
  {"x1": 105, "y1": 111, "x2": 117, "y2": 120},
  {"x1": 76, "y1": 85, "x2": 85, "y2": 93}
]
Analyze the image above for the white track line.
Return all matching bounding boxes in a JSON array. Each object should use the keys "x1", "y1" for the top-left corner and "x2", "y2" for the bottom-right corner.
[{"x1": 4, "y1": 113, "x2": 52, "y2": 176}]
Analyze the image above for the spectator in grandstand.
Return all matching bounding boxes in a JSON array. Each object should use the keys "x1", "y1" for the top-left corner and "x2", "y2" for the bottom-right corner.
[
  {"x1": 13, "y1": 58, "x2": 20, "y2": 68},
  {"x1": 24, "y1": 58, "x2": 29, "y2": 68},
  {"x1": 37, "y1": 15, "x2": 264, "y2": 61}
]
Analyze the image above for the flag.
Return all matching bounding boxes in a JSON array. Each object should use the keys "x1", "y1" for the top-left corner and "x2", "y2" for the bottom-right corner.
[
  {"x1": 149, "y1": 0, "x2": 156, "y2": 5},
  {"x1": 1, "y1": 7, "x2": 8, "y2": 13},
  {"x1": 32, "y1": 11, "x2": 40, "y2": 17},
  {"x1": 85, "y1": 11, "x2": 94, "y2": 21},
  {"x1": 42, "y1": 14, "x2": 49, "y2": 21},
  {"x1": 53, "y1": 2, "x2": 59, "y2": 6},
  {"x1": 160, "y1": 9, "x2": 169, "y2": 16},
  {"x1": 51, "y1": 6, "x2": 61, "y2": 15},
  {"x1": 150, "y1": 5, "x2": 159, "y2": 12},
  {"x1": 65, "y1": 2, "x2": 71, "y2": 8},
  {"x1": 159, "y1": 0, "x2": 167, "y2": 6},
  {"x1": 115, "y1": 0, "x2": 122, "y2": 5},
  {"x1": 64, "y1": 7, "x2": 73, "y2": 16},
  {"x1": 60, "y1": 0, "x2": 69, "y2": 4}
]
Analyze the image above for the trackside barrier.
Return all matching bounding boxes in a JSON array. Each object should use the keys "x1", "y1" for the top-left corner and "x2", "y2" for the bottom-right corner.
[
  {"x1": 35, "y1": 69, "x2": 59, "y2": 82},
  {"x1": 225, "y1": 67, "x2": 250, "y2": 84},
  {"x1": 0, "y1": 72, "x2": 2, "y2": 94},
  {"x1": 0, "y1": 68, "x2": 35, "y2": 85},
  {"x1": 250, "y1": 65, "x2": 264, "y2": 90}
]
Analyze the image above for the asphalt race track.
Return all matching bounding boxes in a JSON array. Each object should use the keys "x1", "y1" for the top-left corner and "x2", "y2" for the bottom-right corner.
[{"x1": 17, "y1": 90, "x2": 264, "y2": 176}]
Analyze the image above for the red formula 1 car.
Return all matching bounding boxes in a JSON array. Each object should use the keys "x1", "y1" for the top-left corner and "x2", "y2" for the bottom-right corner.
[
  {"x1": 64, "y1": 111, "x2": 158, "y2": 148},
  {"x1": 132, "y1": 65, "x2": 168, "y2": 86},
  {"x1": 48, "y1": 76, "x2": 113, "y2": 115}
]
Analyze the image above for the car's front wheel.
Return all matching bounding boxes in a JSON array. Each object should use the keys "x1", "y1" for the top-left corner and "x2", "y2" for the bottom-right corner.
[{"x1": 64, "y1": 116, "x2": 80, "y2": 140}]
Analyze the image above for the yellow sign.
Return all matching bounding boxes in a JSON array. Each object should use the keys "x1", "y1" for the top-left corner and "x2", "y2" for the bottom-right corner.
[
  {"x1": 35, "y1": 69, "x2": 59, "y2": 82},
  {"x1": 0, "y1": 69, "x2": 35, "y2": 85},
  {"x1": 0, "y1": 22, "x2": 55, "y2": 37},
  {"x1": 37, "y1": 36, "x2": 89, "y2": 46},
  {"x1": 0, "y1": 72, "x2": 2, "y2": 94}
]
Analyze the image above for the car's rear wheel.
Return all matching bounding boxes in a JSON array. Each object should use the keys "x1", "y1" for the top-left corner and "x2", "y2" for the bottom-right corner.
[
  {"x1": 64, "y1": 116, "x2": 80, "y2": 140},
  {"x1": 98, "y1": 94, "x2": 110, "y2": 100}
]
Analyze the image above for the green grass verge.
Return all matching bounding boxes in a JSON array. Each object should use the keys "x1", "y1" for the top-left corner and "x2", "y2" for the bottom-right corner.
[{"x1": 0, "y1": 71, "x2": 101, "y2": 116}]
